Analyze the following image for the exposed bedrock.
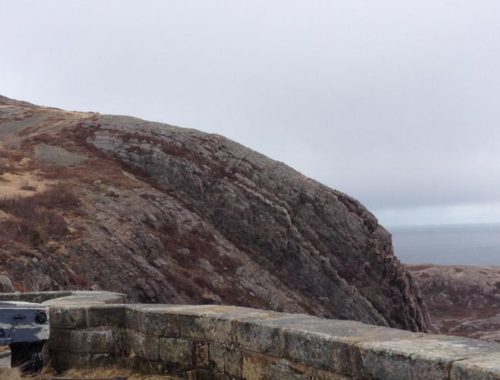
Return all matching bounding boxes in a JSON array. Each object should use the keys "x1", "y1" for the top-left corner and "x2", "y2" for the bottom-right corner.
[{"x1": 0, "y1": 96, "x2": 431, "y2": 331}]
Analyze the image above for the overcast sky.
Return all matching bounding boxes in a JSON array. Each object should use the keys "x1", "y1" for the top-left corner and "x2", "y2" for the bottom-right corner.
[{"x1": 1, "y1": 0, "x2": 500, "y2": 226}]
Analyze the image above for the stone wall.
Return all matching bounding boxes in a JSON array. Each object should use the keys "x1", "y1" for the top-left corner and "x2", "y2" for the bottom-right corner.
[
  {"x1": 48, "y1": 304, "x2": 500, "y2": 379},
  {"x1": 2, "y1": 291, "x2": 500, "y2": 379}
]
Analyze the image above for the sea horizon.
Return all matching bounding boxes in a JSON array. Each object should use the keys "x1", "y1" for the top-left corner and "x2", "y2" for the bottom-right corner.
[{"x1": 387, "y1": 222, "x2": 500, "y2": 266}]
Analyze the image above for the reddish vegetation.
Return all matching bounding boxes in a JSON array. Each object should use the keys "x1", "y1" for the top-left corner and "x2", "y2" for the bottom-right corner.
[{"x1": 0, "y1": 184, "x2": 79, "y2": 246}]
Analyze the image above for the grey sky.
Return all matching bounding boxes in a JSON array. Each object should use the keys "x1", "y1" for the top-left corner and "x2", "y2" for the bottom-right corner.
[{"x1": 1, "y1": 0, "x2": 500, "y2": 226}]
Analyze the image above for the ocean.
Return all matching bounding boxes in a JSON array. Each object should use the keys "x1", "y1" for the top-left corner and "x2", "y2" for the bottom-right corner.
[{"x1": 388, "y1": 223, "x2": 500, "y2": 265}]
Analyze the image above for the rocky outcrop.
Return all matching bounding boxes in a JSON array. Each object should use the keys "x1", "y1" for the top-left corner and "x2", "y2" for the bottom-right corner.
[
  {"x1": 0, "y1": 96, "x2": 431, "y2": 331},
  {"x1": 0, "y1": 274, "x2": 14, "y2": 292},
  {"x1": 407, "y1": 264, "x2": 500, "y2": 341}
]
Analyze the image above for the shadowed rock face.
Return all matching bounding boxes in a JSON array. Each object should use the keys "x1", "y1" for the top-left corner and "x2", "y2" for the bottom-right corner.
[{"x1": 0, "y1": 96, "x2": 431, "y2": 331}]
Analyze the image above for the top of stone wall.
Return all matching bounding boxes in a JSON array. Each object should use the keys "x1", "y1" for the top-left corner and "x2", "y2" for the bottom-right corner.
[{"x1": 0, "y1": 290, "x2": 126, "y2": 304}]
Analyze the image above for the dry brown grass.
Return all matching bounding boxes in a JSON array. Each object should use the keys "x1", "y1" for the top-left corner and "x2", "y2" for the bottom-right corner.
[
  {"x1": 0, "y1": 368, "x2": 22, "y2": 380},
  {"x1": 0, "y1": 183, "x2": 80, "y2": 246},
  {"x1": 19, "y1": 181, "x2": 37, "y2": 191},
  {"x1": 0, "y1": 148, "x2": 24, "y2": 176},
  {"x1": 2, "y1": 134, "x2": 24, "y2": 150},
  {"x1": 0, "y1": 365, "x2": 178, "y2": 379},
  {"x1": 0, "y1": 172, "x2": 50, "y2": 198},
  {"x1": 58, "y1": 365, "x2": 177, "y2": 379}
]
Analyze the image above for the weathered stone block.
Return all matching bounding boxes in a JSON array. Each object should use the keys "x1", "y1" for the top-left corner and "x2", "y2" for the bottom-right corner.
[
  {"x1": 186, "y1": 368, "x2": 229, "y2": 380},
  {"x1": 242, "y1": 352, "x2": 276, "y2": 380},
  {"x1": 265, "y1": 318, "x2": 356, "y2": 374},
  {"x1": 126, "y1": 306, "x2": 179, "y2": 337},
  {"x1": 309, "y1": 368, "x2": 351, "y2": 380},
  {"x1": 82, "y1": 328, "x2": 120, "y2": 353},
  {"x1": 353, "y1": 335, "x2": 500, "y2": 380},
  {"x1": 49, "y1": 327, "x2": 73, "y2": 351},
  {"x1": 267, "y1": 363, "x2": 312, "y2": 380},
  {"x1": 451, "y1": 353, "x2": 500, "y2": 380},
  {"x1": 176, "y1": 305, "x2": 266, "y2": 343},
  {"x1": 143, "y1": 310, "x2": 179, "y2": 337},
  {"x1": 50, "y1": 327, "x2": 121, "y2": 354},
  {"x1": 159, "y1": 337, "x2": 193, "y2": 371},
  {"x1": 180, "y1": 314, "x2": 233, "y2": 344},
  {"x1": 276, "y1": 317, "x2": 416, "y2": 376},
  {"x1": 210, "y1": 342, "x2": 242, "y2": 378},
  {"x1": 112, "y1": 327, "x2": 129, "y2": 353},
  {"x1": 195, "y1": 341, "x2": 211, "y2": 369},
  {"x1": 242, "y1": 351, "x2": 350, "y2": 380},
  {"x1": 232, "y1": 317, "x2": 285, "y2": 357},
  {"x1": 126, "y1": 329, "x2": 159, "y2": 361},
  {"x1": 242, "y1": 352, "x2": 308, "y2": 380},
  {"x1": 50, "y1": 306, "x2": 88, "y2": 328},
  {"x1": 123, "y1": 357, "x2": 167, "y2": 375},
  {"x1": 88, "y1": 305, "x2": 126, "y2": 327},
  {"x1": 284, "y1": 329, "x2": 337, "y2": 371},
  {"x1": 50, "y1": 352, "x2": 114, "y2": 372},
  {"x1": 126, "y1": 306, "x2": 142, "y2": 331}
]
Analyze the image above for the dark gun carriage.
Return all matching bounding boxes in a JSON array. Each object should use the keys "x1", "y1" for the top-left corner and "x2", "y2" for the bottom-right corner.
[{"x1": 0, "y1": 300, "x2": 49, "y2": 372}]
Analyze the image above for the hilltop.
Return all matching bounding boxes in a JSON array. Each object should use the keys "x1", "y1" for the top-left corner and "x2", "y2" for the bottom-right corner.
[{"x1": 0, "y1": 96, "x2": 431, "y2": 331}]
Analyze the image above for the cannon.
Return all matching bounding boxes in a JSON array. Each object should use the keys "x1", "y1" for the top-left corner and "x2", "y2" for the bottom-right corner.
[{"x1": 0, "y1": 300, "x2": 49, "y2": 372}]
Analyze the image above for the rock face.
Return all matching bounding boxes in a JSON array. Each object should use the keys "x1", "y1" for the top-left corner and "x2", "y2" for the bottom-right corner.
[
  {"x1": 407, "y1": 264, "x2": 500, "y2": 341},
  {"x1": 0, "y1": 274, "x2": 14, "y2": 292},
  {"x1": 0, "y1": 96, "x2": 431, "y2": 331}
]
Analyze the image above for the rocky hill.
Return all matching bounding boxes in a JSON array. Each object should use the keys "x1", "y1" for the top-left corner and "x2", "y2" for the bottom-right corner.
[
  {"x1": 0, "y1": 95, "x2": 431, "y2": 331},
  {"x1": 407, "y1": 264, "x2": 500, "y2": 341}
]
